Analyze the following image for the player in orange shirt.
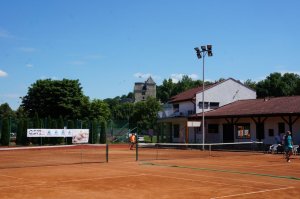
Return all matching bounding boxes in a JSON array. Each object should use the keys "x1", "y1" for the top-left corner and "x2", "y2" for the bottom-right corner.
[{"x1": 129, "y1": 133, "x2": 136, "y2": 150}]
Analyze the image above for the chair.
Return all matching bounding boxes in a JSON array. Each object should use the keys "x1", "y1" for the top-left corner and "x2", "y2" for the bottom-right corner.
[
  {"x1": 268, "y1": 144, "x2": 279, "y2": 154},
  {"x1": 293, "y1": 145, "x2": 299, "y2": 155}
]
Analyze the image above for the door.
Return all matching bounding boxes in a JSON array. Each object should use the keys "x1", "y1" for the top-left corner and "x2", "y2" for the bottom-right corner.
[
  {"x1": 256, "y1": 123, "x2": 265, "y2": 141},
  {"x1": 223, "y1": 124, "x2": 234, "y2": 143}
]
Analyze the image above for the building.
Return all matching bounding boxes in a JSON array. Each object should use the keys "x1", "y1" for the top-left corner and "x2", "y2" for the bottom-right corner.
[
  {"x1": 158, "y1": 77, "x2": 300, "y2": 145},
  {"x1": 190, "y1": 96, "x2": 300, "y2": 145},
  {"x1": 134, "y1": 77, "x2": 156, "y2": 102},
  {"x1": 158, "y1": 78, "x2": 256, "y2": 143}
]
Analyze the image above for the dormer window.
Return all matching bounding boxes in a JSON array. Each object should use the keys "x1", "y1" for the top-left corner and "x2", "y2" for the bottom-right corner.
[
  {"x1": 199, "y1": 102, "x2": 209, "y2": 109},
  {"x1": 210, "y1": 102, "x2": 220, "y2": 109}
]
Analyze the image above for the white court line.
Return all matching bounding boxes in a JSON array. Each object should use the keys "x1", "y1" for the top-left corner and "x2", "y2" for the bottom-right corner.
[{"x1": 210, "y1": 186, "x2": 294, "y2": 199}]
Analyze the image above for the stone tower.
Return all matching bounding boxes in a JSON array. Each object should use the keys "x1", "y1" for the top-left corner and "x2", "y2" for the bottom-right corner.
[{"x1": 134, "y1": 76, "x2": 156, "y2": 102}]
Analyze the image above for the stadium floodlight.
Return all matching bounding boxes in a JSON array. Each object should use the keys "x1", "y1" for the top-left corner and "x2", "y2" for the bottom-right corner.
[
  {"x1": 194, "y1": 47, "x2": 202, "y2": 59},
  {"x1": 194, "y1": 44, "x2": 213, "y2": 150},
  {"x1": 207, "y1": 45, "x2": 213, "y2": 57}
]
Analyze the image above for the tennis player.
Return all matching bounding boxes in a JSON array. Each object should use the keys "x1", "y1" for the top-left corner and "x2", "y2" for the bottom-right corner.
[
  {"x1": 129, "y1": 133, "x2": 136, "y2": 150},
  {"x1": 284, "y1": 131, "x2": 293, "y2": 162}
]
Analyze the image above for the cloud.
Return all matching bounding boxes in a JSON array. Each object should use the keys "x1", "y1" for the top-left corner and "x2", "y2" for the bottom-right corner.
[
  {"x1": 0, "y1": 70, "x2": 8, "y2": 77},
  {"x1": 0, "y1": 29, "x2": 13, "y2": 38},
  {"x1": 26, "y1": 64, "x2": 33, "y2": 68},
  {"x1": 17, "y1": 47, "x2": 36, "y2": 52},
  {"x1": 170, "y1": 73, "x2": 199, "y2": 83}
]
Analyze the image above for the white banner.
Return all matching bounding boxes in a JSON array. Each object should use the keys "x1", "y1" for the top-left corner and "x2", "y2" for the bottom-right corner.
[
  {"x1": 27, "y1": 129, "x2": 89, "y2": 143},
  {"x1": 187, "y1": 121, "x2": 201, "y2": 127}
]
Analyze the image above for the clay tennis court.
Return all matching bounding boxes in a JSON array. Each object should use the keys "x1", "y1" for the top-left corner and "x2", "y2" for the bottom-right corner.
[{"x1": 0, "y1": 144, "x2": 300, "y2": 199}]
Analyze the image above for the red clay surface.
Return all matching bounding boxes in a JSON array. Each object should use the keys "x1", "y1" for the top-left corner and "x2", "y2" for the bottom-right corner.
[{"x1": 1, "y1": 144, "x2": 300, "y2": 199}]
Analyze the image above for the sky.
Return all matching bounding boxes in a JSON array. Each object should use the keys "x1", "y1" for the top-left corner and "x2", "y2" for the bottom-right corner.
[{"x1": 1, "y1": 0, "x2": 300, "y2": 110}]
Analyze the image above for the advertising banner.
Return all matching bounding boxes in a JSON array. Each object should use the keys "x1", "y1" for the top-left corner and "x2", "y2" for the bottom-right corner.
[{"x1": 27, "y1": 129, "x2": 89, "y2": 143}]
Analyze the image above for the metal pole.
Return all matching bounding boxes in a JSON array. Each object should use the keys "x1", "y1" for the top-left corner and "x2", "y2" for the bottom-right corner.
[
  {"x1": 106, "y1": 143, "x2": 109, "y2": 163},
  {"x1": 202, "y1": 54, "x2": 205, "y2": 151},
  {"x1": 9, "y1": 116, "x2": 11, "y2": 147}
]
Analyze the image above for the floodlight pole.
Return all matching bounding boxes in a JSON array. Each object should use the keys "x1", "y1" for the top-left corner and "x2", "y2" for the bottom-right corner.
[
  {"x1": 202, "y1": 54, "x2": 205, "y2": 151},
  {"x1": 194, "y1": 45, "x2": 213, "y2": 151}
]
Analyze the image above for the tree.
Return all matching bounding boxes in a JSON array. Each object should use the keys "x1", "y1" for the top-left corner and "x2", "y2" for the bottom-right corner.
[
  {"x1": 90, "y1": 99, "x2": 111, "y2": 121},
  {"x1": 89, "y1": 119, "x2": 99, "y2": 144},
  {"x1": 1, "y1": 117, "x2": 10, "y2": 146},
  {"x1": 100, "y1": 119, "x2": 107, "y2": 144},
  {"x1": 21, "y1": 79, "x2": 88, "y2": 119},
  {"x1": 0, "y1": 103, "x2": 14, "y2": 118},
  {"x1": 256, "y1": 72, "x2": 300, "y2": 98},
  {"x1": 16, "y1": 119, "x2": 24, "y2": 145},
  {"x1": 131, "y1": 97, "x2": 161, "y2": 134},
  {"x1": 157, "y1": 78, "x2": 175, "y2": 103},
  {"x1": 243, "y1": 79, "x2": 257, "y2": 90}
]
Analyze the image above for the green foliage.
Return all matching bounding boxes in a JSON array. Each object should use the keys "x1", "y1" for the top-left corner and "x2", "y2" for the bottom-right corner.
[
  {"x1": 89, "y1": 119, "x2": 99, "y2": 144},
  {"x1": 0, "y1": 118, "x2": 10, "y2": 146},
  {"x1": 243, "y1": 79, "x2": 257, "y2": 90},
  {"x1": 16, "y1": 119, "x2": 24, "y2": 145},
  {"x1": 100, "y1": 119, "x2": 107, "y2": 144},
  {"x1": 256, "y1": 72, "x2": 300, "y2": 98},
  {"x1": 90, "y1": 99, "x2": 111, "y2": 121},
  {"x1": 131, "y1": 97, "x2": 161, "y2": 133},
  {"x1": 22, "y1": 119, "x2": 29, "y2": 145},
  {"x1": 21, "y1": 79, "x2": 88, "y2": 119},
  {"x1": 0, "y1": 103, "x2": 14, "y2": 118}
]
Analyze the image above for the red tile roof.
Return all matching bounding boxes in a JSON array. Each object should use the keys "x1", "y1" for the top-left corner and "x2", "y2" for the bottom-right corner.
[
  {"x1": 169, "y1": 86, "x2": 203, "y2": 103},
  {"x1": 192, "y1": 96, "x2": 300, "y2": 118},
  {"x1": 169, "y1": 78, "x2": 251, "y2": 103}
]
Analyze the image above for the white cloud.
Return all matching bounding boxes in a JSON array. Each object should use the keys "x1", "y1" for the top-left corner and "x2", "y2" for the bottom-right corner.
[
  {"x1": 0, "y1": 70, "x2": 8, "y2": 77},
  {"x1": 26, "y1": 64, "x2": 33, "y2": 68},
  {"x1": 18, "y1": 47, "x2": 36, "y2": 52},
  {"x1": 170, "y1": 73, "x2": 199, "y2": 83},
  {"x1": 0, "y1": 29, "x2": 13, "y2": 38}
]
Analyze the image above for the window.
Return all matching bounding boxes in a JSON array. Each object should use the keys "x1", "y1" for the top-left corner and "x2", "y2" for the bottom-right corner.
[
  {"x1": 210, "y1": 102, "x2": 220, "y2": 109},
  {"x1": 236, "y1": 124, "x2": 251, "y2": 139},
  {"x1": 268, "y1": 129, "x2": 274, "y2": 137},
  {"x1": 278, "y1": 123, "x2": 285, "y2": 135},
  {"x1": 199, "y1": 102, "x2": 209, "y2": 109},
  {"x1": 173, "y1": 104, "x2": 179, "y2": 113},
  {"x1": 173, "y1": 124, "x2": 180, "y2": 138},
  {"x1": 208, "y1": 124, "x2": 219, "y2": 134}
]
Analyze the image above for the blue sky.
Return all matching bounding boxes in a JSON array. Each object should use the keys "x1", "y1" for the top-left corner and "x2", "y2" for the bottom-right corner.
[{"x1": 1, "y1": 0, "x2": 300, "y2": 110}]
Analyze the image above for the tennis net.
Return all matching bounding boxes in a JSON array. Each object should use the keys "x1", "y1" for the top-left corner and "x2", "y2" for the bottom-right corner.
[
  {"x1": 0, "y1": 144, "x2": 108, "y2": 169},
  {"x1": 137, "y1": 141, "x2": 264, "y2": 161}
]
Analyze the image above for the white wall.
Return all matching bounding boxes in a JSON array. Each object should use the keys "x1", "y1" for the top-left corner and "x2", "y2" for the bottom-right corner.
[{"x1": 196, "y1": 79, "x2": 256, "y2": 114}]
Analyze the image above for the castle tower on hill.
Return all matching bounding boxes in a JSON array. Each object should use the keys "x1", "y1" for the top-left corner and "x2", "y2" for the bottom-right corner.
[{"x1": 134, "y1": 76, "x2": 156, "y2": 102}]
